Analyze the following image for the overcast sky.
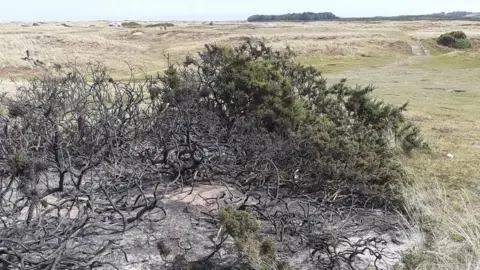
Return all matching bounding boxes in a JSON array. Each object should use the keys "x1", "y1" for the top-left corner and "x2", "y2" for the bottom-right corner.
[{"x1": 1, "y1": 0, "x2": 480, "y2": 22}]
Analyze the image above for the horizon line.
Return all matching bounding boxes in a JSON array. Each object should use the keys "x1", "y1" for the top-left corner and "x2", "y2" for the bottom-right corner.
[{"x1": 2, "y1": 10, "x2": 479, "y2": 23}]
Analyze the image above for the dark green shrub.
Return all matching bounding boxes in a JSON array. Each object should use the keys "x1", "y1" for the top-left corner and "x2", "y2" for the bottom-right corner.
[
  {"x1": 437, "y1": 34, "x2": 456, "y2": 47},
  {"x1": 121, "y1": 21, "x2": 142, "y2": 28},
  {"x1": 175, "y1": 40, "x2": 425, "y2": 154},
  {"x1": 248, "y1": 12, "x2": 338, "y2": 22},
  {"x1": 455, "y1": 38, "x2": 471, "y2": 49},
  {"x1": 145, "y1": 22, "x2": 174, "y2": 28},
  {"x1": 449, "y1": 31, "x2": 467, "y2": 39},
  {"x1": 32, "y1": 23, "x2": 39, "y2": 26},
  {"x1": 437, "y1": 31, "x2": 471, "y2": 49}
]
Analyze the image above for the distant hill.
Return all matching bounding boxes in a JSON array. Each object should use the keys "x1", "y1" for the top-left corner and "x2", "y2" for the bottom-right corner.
[
  {"x1": 344, "y1": 11, "x2": 480, "y2": 21},
  {"x1": 247, "y1": 11, "x2": 480, "y2": 22}
]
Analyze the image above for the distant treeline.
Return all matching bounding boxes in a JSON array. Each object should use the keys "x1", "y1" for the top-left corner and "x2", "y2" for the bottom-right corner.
[
  {"x1": 247, "y1": 12, "x2": 338, "y2": 22},
  {"x1": 247, "y1": 11, "x2": 480, "y2": 22},
  {"x1": 343, "y1": 12, "x2": 480, "y2": 21}
]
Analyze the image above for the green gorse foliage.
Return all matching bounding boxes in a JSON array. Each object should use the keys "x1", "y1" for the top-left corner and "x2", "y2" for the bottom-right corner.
[{"x1": 437, "y1": 31, "x2": 471, "y2": 49}]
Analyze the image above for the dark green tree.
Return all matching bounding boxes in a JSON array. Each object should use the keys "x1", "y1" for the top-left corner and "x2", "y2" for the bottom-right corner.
[{"x1": 248, "y1": 12, "x2": 337, "y2": 22}]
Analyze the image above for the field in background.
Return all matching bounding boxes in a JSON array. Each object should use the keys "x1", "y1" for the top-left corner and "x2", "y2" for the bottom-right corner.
[{"x1": 1, "y1": 19, "x2": 480, "y2": 269}]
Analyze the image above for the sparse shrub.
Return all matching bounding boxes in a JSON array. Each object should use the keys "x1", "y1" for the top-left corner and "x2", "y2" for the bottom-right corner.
[
  {"x1": 219, "y1": 206, "x2": 259, "y2": 239},
  {"x1": 219, "y1": 207, "x2": 284, "y2": 269},
  {"x1": 61, "y1": 23, "x2": 72, "y2": 27},
  {"x1": 145, "y1": 22, "x2": 174, "y2": 28},
  {"x1": 121, "y1": 21, "x2": 142, "y2": 28},
  {"x1": 259, "y1": 238, "x2": 276, "y2": 258},
  {"x1": 32, "y1": 23, "x2": 39, "y2": 26},
  {"x1": 8, "y1": 150, "x2": 30, "y2": 177},
  {"x1": 209, "y1": 21, "x2": 214, "y2": 25},
  {"x1": 131, "y1": 29, "x2": 144, "y2": 35}
]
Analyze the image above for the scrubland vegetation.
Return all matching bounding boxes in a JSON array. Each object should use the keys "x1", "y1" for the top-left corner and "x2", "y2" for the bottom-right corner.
[
  {"x1": 145, "y1": 22, "x2": 175, "y2": 28},
  {"x1": 0, "y1": 38, "x2": 424, "y2": 269},
  {"x1": 0, "y1": 19, "x2": 479, "y2": 269},
  {"x1": 437, "y1": 31, "x2": 472, "y2": 49}
]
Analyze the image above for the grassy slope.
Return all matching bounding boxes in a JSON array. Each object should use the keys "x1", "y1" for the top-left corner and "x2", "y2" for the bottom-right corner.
[
  {"x1": 300, "y1": 53, "x2": 399, "y2": 73},
  {"x1": 324, "y1": 35, "x2": 480, "y2": 269}
]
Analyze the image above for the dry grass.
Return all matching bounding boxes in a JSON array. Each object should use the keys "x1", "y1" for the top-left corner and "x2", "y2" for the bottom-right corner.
[
  {"x1": 0, "y1": 20, "x2": 428, "y2": 78},
  {"x1": 402, "y1": 179, "x2": 480, "y2": 270},
  {"x1": 1, "y1": 19, "x2": 480, "y2": 269}
]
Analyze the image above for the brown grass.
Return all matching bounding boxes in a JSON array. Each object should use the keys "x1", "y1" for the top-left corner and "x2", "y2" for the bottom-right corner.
[{"x1": 4, "y1": 20, "x2": 470, "y2": 78}]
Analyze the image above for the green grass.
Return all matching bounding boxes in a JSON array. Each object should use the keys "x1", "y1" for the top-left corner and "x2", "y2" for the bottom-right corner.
[
  {"x1": 422, "y1": 39, "x2": 454, "y2": 56},
  {"x1": 300, "y1": 54, "x2": 396, "y2": 73},
  {"x1": 299, "y1": 43, "x2": 411, "y2": 73},
  {"x1": 326, "y1": 46, "x2": 480, "y2": 205},
  {"x1": 332, "y1": 54, "x2": 480, "y2": 269},
  {"x1": 419, "y1": 51, "x2": 480, "y2": 69},
  {"x1": 419, "y1": 38, "x2": 480, "y2": 69}
]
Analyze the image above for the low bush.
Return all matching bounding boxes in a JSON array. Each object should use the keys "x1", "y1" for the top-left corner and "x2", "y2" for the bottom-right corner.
[
  {"x1": 449, "y1": 31, "x2": 467, "y2": 39},
  {"x1": 122, "y1": 21, "x2": 142, "y2": 28},
  {"x1": 454, "y1": 38, "x2": 472, "y2": 49},
  {"x1": 145, "y1": 22, "x2": 174, "y2": 28},
  {"x1": 437, "y1": 34, "x2": 457, "y2": 47},
  {"x1": 437, "y1": 31, "x2": 471, "y2": 49},
  {"x1": 219, "y1": 207, "x2": 286, "y2": 269}
]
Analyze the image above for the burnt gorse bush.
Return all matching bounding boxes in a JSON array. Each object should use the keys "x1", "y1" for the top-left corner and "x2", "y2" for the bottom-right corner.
[{"x1": 0, "y1": 40, "x2": 424, "y2": 269}]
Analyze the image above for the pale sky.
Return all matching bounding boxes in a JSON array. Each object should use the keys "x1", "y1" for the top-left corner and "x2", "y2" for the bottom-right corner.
[{"x1": 1, "y1": 0, "x2": 479, "y2": 22}]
